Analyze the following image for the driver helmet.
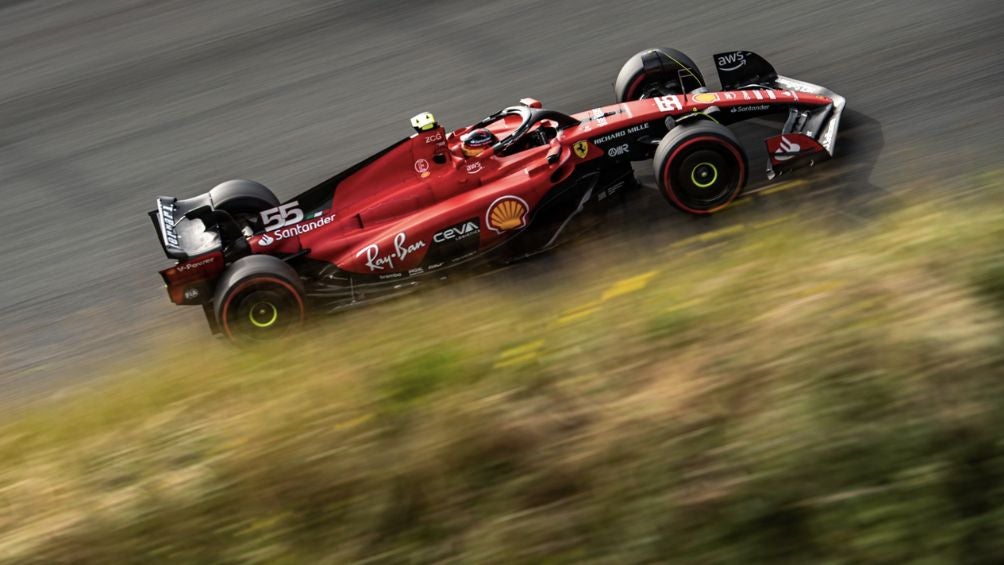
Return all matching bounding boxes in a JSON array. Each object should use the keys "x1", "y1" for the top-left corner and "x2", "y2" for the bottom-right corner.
[{"x1": 460, "y1": 128, "x2": 497, "y2": 158}]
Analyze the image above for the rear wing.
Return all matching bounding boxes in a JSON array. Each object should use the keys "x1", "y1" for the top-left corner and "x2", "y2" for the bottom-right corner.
[
  {"x1": 148, "y1": 195, "x2": 223, "y2": 260},
  {"x1": 713, "y1": 50, "x2": 846, "y2": 158}
]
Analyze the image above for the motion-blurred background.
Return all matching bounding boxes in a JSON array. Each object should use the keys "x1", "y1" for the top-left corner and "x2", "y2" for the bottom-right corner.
[{"x1": 1, "y1": 0, "x2": 1002, "y2": 562}]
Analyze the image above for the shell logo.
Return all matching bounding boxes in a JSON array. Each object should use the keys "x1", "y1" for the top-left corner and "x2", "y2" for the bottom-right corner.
[
  {"x1": 692, "y1": 92, "x2": 719, "y2": 104},
  {"x1": 486, "y1": 196, "x2": 529, "y2": 233}
]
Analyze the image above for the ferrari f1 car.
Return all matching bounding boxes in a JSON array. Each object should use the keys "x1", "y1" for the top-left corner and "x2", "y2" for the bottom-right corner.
[{"x1": 149, "y1": 48, "x2": 844, "y2": 342}]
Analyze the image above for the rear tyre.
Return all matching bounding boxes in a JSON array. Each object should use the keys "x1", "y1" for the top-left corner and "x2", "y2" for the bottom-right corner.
[
  {"x1": 213, "y1": 255, "x2": 306, "y2": 344},
  {"x1": 614, "y1": 48, "x2": 706, "y2": 102},
  {"x1": 653, "y1": 122, "x2": 747, "y2": 214},
  {"x1": 209, "y1": 179, "x2": 279, "y2": 228}
]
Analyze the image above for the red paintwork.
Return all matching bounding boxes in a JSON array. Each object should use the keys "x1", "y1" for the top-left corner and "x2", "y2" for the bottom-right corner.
[
  {"x1": 244, "y1": 89, "x2": 832, "y2": 277},
  {"x1": 160, "y1": 251, "x2": 224, "y2": 304},
  {"x1": 764, "y1": 132, "x2": 826, "y2": 166}
]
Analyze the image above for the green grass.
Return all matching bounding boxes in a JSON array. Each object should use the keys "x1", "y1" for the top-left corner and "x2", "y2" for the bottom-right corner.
[{"x1": 2, "y1": 177, "x2": 1004, "y2": 563}]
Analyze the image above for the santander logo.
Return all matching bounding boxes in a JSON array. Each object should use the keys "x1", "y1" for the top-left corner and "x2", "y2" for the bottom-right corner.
[{"x1": 775, "y1": 136, "x2": 801, "y2": 162}]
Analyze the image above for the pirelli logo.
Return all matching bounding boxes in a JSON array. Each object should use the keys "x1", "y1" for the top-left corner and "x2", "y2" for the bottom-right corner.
[{"x1": 158, "y1": 198, "x2": 181, "y2": 249}]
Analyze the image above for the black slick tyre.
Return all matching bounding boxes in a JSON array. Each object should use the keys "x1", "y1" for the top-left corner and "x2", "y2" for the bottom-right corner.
[
  {"x1": 653, "y1": 122, "x2": 747, "y2": 214},
  {"x1": 209, "y1": 179, "x2": 280, "y2": 227},
  {"x1": 614, "y1": 48, "x2": 706, "y2": 102},
  {"x1": 213, "y1": 255, "x2": 306, "y2": 344}
]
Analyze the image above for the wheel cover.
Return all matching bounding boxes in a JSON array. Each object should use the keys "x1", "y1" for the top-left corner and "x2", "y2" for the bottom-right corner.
[
  {"x1": 662, "y1": 136, "x2": 745, "y2": 212},
  {"x1": 248, "y1": 301, "x2": 279, "y2": 328},
  {"x1": 221, "y1": 278, "x2": 304, "y2": 341},
  {"x1": 690, "y1": 162, "x2": 719, "y2": 188}
]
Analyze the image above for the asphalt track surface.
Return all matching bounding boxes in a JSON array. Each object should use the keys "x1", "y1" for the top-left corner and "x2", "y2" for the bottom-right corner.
[{"x1": 1, "y1": 0, "x2": 1002, "y2": 402}]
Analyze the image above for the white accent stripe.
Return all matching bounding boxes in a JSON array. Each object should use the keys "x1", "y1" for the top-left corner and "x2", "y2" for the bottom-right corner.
[{"x1": 753, "y1": 90, "x2": 763, "y2": 100}]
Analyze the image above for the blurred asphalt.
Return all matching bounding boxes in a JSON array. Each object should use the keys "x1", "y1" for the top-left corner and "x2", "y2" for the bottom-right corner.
[{"x1": 1, "y1": 0, "x2": 1002, "y2": 401}]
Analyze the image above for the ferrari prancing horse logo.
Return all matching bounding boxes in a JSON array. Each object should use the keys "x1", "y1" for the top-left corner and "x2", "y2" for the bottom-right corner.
[{"x1": 573, "y1": 140, "x2": 589, "y2": 159}]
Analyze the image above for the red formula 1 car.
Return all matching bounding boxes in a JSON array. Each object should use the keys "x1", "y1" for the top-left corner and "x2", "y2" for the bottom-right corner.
[{"x1": 149, "y1": 48, "x2": 845, "y2": 342}]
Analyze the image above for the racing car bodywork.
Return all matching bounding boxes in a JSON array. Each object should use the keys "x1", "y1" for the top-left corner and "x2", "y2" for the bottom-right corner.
[{"x1": 149, "y1": 48, "x2": 845, "y2": 342}]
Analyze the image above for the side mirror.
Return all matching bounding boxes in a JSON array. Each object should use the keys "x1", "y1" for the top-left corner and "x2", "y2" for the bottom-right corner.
[{"x1": 546, "y1": 140, "x2": 562, "y2": 164}]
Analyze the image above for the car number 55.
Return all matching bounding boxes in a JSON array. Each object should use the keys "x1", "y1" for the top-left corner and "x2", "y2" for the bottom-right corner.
[{"x1": 260, "y1": 201, "x2": 304, "y2": 231}]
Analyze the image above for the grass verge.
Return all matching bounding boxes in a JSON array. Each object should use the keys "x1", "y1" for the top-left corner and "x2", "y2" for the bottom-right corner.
[{"x1": 2, "y1": 178, "x2": 1004, "y2": 563}]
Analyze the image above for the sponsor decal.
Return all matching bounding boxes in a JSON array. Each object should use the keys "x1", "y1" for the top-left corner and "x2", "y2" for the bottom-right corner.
[
  {"x1": 486, "y1": 196, "x2": 529, "y2": 234},
  {"x1": 466, "y1": 161, "x2": 484, "y2": 175},
  {"x1": 573, "y1": 140, "x2": 589, "y2": 159},
  {"x1": 723, "y1": 92, "x2": 738, "y2": 100},
  {"x1": 260, "y1": 201, "x2": 305, "y2": 231},
  {"x1": 356, "y1": 232, "x2": 426, "y2": 271},
  {"x1": 716, "y1": 51, "x2": 746, "y2": 71},
  {"x1": 590, "y1": 108, "x2": 609, "y2": 126},
  {"x1": 176, "y1": 255, "x2": 216, "y2": 272},
  {"x1": 183, "y1": 287, "x2": 201, "y2": 300},
  {"x1": 730, "y1": 104, "x2": 770, "y2": 113},
  {"x1": 692, "y1": 92, "x2": 719, "y2": 104},
  {"x1": 655, "y1": 95, "x2": 683, "y2": 112},
  {"x1": 594, "y1": 130, "x2": 626, "y2": 144},
  {"x1": 433, "y1": 219, "x2": 479, "y2": 243},
  {"x1": 594, "y1": 123, "x2": 648, "y2": 145},
  {"x1": 424, "y1": 131, "x2": 444, "y2": 144},
  {"x1": 158, "y1": 200, "x2": 180, "y2": 248},
  {"x1": 414, "y1": 158, "x2": 430, "y2": 176},
  {"x1": 607, "y1": 143, "x2": 629, "y2": 157},
  {"x1": 408, "y1": 267, "x2": 425, "y2": 276},
  {"x1": 774, "y1": 136, "x2": 801, "y2": 162},
  {"x1": 260, "y1": 213, "x2": 336, "y2": 242},
  {"x1": 379, "y1": 273, "x2": 403, "y2": 280}
]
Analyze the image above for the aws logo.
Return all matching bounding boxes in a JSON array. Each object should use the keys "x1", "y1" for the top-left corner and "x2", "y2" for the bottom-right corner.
[{"x1": 717, "y1": 51, "x2": 746, "y2": 72}]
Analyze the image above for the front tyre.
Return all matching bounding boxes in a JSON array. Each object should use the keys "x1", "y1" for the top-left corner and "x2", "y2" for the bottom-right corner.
[
  {"x1": 653, "y1": 122, "x2": 747, "y2": 214},
  {"x1": 614, "y1": 48, "x2": 706, "y2": 102},
  {"x1": 214, "y1": 255, "x2": 305, "y2": 344}
]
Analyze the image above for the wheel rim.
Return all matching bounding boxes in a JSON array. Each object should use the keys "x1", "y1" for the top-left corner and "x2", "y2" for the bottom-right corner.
[
  {"x1": 222, "y1": 280, "x2": 304, "y2": 341},
  {"x1": 690, "y1": 162, "x2": 718, "y2": 188},
  {"x1": 248, "y1": 301, "x2": 279, "y2": 328},
  {"x1": 663, "y1": 138, "x2": 744, "y2": 212}
]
